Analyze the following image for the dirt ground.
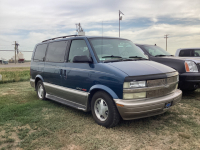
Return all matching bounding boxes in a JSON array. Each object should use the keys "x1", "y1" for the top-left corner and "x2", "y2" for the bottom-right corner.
[{"x1": 0, "y1": 62, "x2": 31, "y2": 68}]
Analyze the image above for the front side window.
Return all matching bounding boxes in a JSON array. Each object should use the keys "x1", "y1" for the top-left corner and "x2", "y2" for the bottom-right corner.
[
  {"x1": 194, "y1": 49, "x2": 200, "y2": 57},
  {"x1": 46, "y1": 41, "x2": 68, "y2": 62},
  {"x1": 33, "y1": 44, "x2": 48, "y2": 61},
  {"x1": 142, "y1": 45, "x2": 171, "y2": 57},
  {"x1": 89, "y1": 38, "x2": 147, "y2": 62},
  {"x1": 68, "y1": 40, "x2": 90, "y2": 62}
]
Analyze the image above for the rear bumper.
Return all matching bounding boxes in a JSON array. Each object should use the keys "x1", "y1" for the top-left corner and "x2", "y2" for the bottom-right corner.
[{"x1": 114, "y1": 89, "x2": 182, "y2": 120}]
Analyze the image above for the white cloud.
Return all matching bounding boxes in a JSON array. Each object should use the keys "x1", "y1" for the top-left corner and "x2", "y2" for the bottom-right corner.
[{"x1": 0, "y1": 0, "x2": 200, "y2": 59}]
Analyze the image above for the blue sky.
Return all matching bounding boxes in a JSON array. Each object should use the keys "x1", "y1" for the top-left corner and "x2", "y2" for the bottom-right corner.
[{"x1": 0, "y1": 0, "x2": 200, "y2": 60}]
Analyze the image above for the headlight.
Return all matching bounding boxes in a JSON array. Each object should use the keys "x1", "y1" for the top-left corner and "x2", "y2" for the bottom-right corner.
[
  {"x1": 185, "y1": 61, "x2": 198, "y2": 72},
  {"x1": 123, "y1": 81, "x2": 146, "y2": 88},
  {"x1": 123, "y1": 92, "x2": 146, "y2": 99}
]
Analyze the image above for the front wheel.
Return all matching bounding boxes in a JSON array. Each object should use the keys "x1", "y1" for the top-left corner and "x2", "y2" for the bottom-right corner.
[
  {"x1": 91, "y1": 91, "x2": 120, "y2": 128},
  {"x1": 36, "y1": 80, "x2": 46, "y2": 100}
]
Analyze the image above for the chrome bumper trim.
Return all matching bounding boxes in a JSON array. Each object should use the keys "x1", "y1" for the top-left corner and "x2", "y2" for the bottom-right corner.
[
  {"x1": 30, "y1": 79, "x2": 35, "y2": 88},
  {"x1": 114, "y1": 89, "x2": 182, "y2": 120}
]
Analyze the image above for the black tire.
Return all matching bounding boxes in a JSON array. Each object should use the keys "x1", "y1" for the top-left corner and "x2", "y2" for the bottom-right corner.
[
  {"x1": 91, "y1": 91, "x2": 120, "y2": 128},
  {"x1": 36, "y1": 80, "x2": 46, "y2": 100}
]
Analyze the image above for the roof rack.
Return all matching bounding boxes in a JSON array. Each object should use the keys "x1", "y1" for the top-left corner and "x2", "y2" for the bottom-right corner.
[{"x1": 42, "y1": 35, "x2": 80, "y2": 42}]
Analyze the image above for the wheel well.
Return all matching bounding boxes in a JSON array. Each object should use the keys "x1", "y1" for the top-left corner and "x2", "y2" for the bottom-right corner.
[
  {"x1": 35, "y1": 78, "x2": 41, "y2": 90},
  {"x1": 87, "y1": 89, "x2": 113, "y2": 111}
]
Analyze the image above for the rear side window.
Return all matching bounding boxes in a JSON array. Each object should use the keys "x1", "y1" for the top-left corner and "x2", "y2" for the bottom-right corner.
[
  {"x1": 46, "y1": 41, "x2": 68, "y2": 62},
  {"x1": 68, "y1": 40, "x2": 90, "y2": 62},
  {"x1": 179, "y1": 50, "x2": 193, "y2": 57},
  {"x1": 33, "y1": 44, "x2": 48, "y2": 61}
]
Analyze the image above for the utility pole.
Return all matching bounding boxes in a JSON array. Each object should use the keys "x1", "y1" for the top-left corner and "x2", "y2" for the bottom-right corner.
[
  {"x1": 119, "y1": 10, "x2": 124, "y2": 37},
  {"x1": 14, "y1": 41, "x2": 16, "y2": 64},
  {"x1": 164, "y1": 35, "x2": 169, "y2": 51}
]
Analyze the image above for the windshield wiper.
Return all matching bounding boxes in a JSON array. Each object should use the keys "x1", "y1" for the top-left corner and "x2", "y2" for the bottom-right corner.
[
  {"x1": 155, "y1": 54, "x2": 174, "y2": 57},
  {"x1": 102, "y1": 55, "x2": 122, "y2": 58},
  {"x1": 122, "y1": 58, "x2": 136, "y2": 61},
  {"x1": 155, "y1": 54, "x2": 167, "y2": 57},
  {"x1": 129, "y1": 56, "x2": 148, "y2": 60}
]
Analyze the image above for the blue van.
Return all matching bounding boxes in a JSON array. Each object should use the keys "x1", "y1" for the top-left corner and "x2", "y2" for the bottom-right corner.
[{"x1": 30, "y1": 35, "x2": 182, "y2": 127}]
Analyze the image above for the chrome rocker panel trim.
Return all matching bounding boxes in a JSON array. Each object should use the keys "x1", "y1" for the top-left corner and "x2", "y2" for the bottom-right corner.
[
  {"x1": 46, "y1": 94, "x2": 87, "y2": 111},
  {"x1": 43, "y1": 82, "x2": 90, "y2": 111},
  {"x1": 114, "y1": 89, "x2": 182, "y2": 120}
]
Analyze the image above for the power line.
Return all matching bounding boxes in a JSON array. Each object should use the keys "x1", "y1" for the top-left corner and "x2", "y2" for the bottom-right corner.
[
  {"x1": 0, "y1": 50, "x2": 32, "y2": 52},
  {"x1": 164, "y1": 35, "x2": 169, "y2": 51}
]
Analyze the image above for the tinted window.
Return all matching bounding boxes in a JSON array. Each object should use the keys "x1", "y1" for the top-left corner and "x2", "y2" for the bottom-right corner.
[
  {"x1": 179, "y1": 50, "x2": 193, "y2": 57},
  {"x1": 46, "y1": 41, "x2": 68, "y2": 62},
  {"x1": 194, "y1": 49, "x2": 200, "y2": 57},
  {"x1": 33, "y1": 44, "x2": 47, "y2": 61},
  {"x1": 142, "y1": 45, "x2": 171, "y2": 56},
  {"x1": 68, "y1": 40, "x2": 90, "y2": 62}
]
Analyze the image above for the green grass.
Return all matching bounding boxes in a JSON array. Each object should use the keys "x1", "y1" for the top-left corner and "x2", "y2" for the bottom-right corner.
[
  {"x1": 0, "y1": 82, "x2": 200, "y2": 150},
  {"x1": 0, "y1": 67, "x2": 30, "y2": 84}
]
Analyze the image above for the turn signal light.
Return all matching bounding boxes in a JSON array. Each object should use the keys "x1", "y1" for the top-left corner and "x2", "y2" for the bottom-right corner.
[{"x1": 185, "y1": 62, "x2": 190, "y2": 72}]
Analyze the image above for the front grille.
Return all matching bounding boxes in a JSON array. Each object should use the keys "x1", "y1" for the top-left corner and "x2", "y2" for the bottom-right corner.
[
  {"x1": 146, "y1": 84, "x2": 177, "y2": 98},
  {"x1": 147, "y1": 78, "x2": 165, "y2": 87},
  {"x1": 147, "y1": 75, "x2": 178, "y2": 87},
  {"x1": 167, "y1": 76, "x2": 178, "y2": 84}
]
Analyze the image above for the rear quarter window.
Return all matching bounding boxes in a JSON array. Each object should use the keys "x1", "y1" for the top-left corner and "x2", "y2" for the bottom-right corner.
[
  {"x1": 33, "y1": 44, "x2": 48, "y2": 61},
  {"x1": 46, "y1": 41, "x2": 68, "y2": 62}
]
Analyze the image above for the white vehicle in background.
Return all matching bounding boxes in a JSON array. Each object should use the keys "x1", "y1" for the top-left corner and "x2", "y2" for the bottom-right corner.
[
  {"x1": 0, "y1": 58, "x2": 8, "y2": 64},
  {"x1": 175, "y1": 48, "x2": 200, "y2": 57}
]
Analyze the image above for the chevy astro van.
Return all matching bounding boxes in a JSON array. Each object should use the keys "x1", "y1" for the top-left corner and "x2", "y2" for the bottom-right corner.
[{"x1": 30, "y1": 35, "x2": 182, "y2": 127}]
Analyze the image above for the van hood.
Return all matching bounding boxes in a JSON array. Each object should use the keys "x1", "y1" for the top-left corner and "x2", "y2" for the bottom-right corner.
[
  {"x1": 107, "y1": 60, "x2": 175, "y2": 76},
  {"x1": 161, "y1": 56, "x2": 200, "y2": 64}
]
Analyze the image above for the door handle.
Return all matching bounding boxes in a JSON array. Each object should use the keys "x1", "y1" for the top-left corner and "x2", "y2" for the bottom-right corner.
[
  {"x1": 60, "y1": 69, "x2": 63, "y2": 76},
  {"x1": 64, "y1": 70, "x2": 66, "y2": 76}
]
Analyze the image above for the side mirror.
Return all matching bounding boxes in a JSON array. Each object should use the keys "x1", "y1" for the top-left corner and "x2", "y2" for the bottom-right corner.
[{"x1": 73, "y1": 55, "x2": 92, "y2": 63}]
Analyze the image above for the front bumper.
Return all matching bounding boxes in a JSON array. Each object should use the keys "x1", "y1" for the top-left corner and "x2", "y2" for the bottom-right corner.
[
  {"x1": 30, "y1": 79, "x2": 35, "y2": 88},
  {"x1": 179, "y1": 73, "x2": 200, "y2": 90},
  {"x1": 114, "y1": 89, "x2": 182, "y2": 120},
  {"x1": 179, "y1": 72, "x2": 200, "y2": 83}
]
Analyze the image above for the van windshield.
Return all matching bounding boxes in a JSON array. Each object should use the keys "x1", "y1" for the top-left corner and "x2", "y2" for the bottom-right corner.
[{"x1": 89, "y1": 38, "x2": 148, "y2": 62}]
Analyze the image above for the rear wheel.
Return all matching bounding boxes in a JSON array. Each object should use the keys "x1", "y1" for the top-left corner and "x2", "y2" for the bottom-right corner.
[
  {"x1": 36, "y1": 80, "x2": 46, "y2": 100},
  {"x1": 91, "y1": 91, "x2": 120, "y2": 128}
]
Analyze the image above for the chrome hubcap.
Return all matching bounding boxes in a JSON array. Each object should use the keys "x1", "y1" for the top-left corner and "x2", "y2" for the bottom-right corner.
[
  {"x1": 38, "y1": 84, "x2": 44, "y2": 99},
  {"x1": 94, "y1": 98, "x2": 109, "y2": 121}
]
